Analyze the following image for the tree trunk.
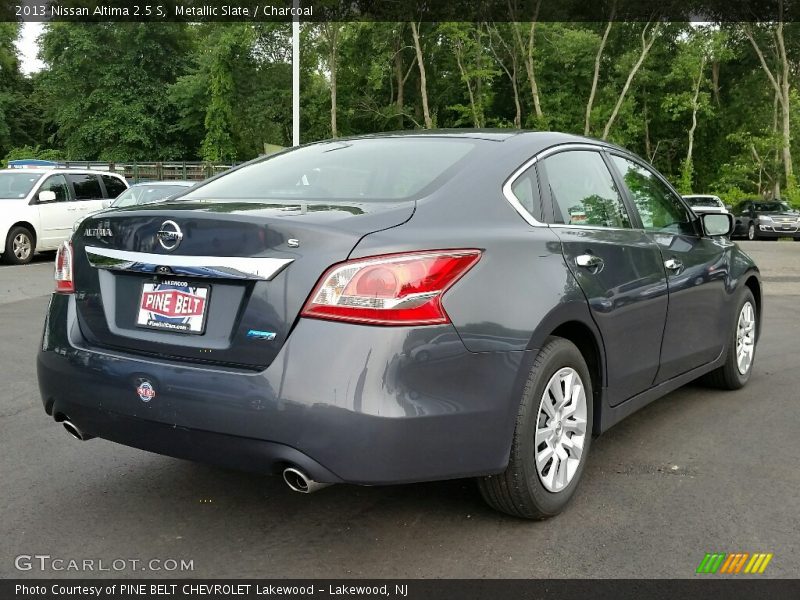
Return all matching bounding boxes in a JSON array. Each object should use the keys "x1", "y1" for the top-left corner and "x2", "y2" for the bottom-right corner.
[
  {"x1": 773, "y1": 86, "x2": 781, "y2": 198},
  {"x1": 394, "y1": 37, "x2": 404, "y2": 128},
  {"x1": 321, "y1": 24, "x2": 340, "y2": 138},
  {"x1": 585, "y1": 13, "x2": 614, "y2": 135},
  {"x1": 776, "y1": 19, "x2": 793, "y2": 186},
  {"x1": 711, "y1": 60, "x2": 720, "y2": 106},
  {"x1": 410, "y1": 22, "x2": 432, "y2": 129},
  {"x1": 453, "y1": 40, "x2": 480, "y2": 128},
  {"x1": 643, "y1": 97, "x2": 651, "y2": 160},
  {"x1": 686, "y1": 56, "x2": 706, "y2": 171},
  {"x1": 510, "y1": 1, "x2": 543, "y2": 122},
  {"x1": 746, "y1": 15, "x2": 793, "y2": 191},
  {"x1": 602, "y1": 22, "x2": 660, "y2": 140},
  {"x1": 488, "y1": 22, "x2": 521, "y2": 128},
  {"x1": 526, "y1": 19, "x2": 543, "y2": 120}
]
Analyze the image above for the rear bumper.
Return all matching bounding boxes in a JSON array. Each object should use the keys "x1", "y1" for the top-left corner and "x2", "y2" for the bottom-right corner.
[{"x1": 38, "y1": 294, "x2": 530, "y2": 485}]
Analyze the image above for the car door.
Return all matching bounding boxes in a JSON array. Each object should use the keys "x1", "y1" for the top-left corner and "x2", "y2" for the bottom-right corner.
[
  {"x1": 733, "y1": 201, "x2": 752, "y2": 237},
  {"x1": 538, "y1": 147, "x2": 669, "y2": 405},
  {"x1": 66, "y1": 173, "x2": 106, "y2": 219},
  {"x1": 608, "y1": 153, "x2": 730, "y2": 383},
  {"x1": 33, "y1": 174, "x2": 74, "y2": 248}
]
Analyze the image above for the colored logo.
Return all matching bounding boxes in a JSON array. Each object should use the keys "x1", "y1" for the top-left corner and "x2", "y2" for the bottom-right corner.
[
  {"x1": 136, "y1": 381, "x2": 156, "y2": 403},
  {"x1": 696, "y1": 552, "x2": 773, "y2": 574},
  {"x1": 156, "y1": 220, "x2": 183, "y2": 251},
  {"x1": 247, "y1": 329, "x2": 277, "y2": 341}
]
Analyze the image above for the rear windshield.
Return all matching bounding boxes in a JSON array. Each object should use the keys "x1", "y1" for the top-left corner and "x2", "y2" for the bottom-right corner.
[
  {"x1": 755, "y1": 202, "x2": 793, "y2": 213},
  {"x1": 182, "y1": 138, "x2": 478, "y2": 201},
  {"x1": 686, "y1": 196, "x2": 722, "y2": 207},
  {"x1": 0, "y1": 172, "x2": 43, "y2": 199}
]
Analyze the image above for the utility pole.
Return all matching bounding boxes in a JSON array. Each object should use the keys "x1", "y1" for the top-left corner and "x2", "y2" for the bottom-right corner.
[{"x1": 292, "y1": 0, "x2": 300, "y2": 146}]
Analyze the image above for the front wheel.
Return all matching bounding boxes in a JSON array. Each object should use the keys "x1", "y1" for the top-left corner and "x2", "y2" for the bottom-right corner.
[
  {"x1": 747, "y1": 222, "x2": 757, "y2": 241},
  {"x1": 3, "y1": 226, "x2": 35, "y2": 265},
  {"x1": 703, "y1": 289, "x2": 757, "y2": 390},
  {"x1": 478, "y1": 337, "x2": 593, "y2": 519}
]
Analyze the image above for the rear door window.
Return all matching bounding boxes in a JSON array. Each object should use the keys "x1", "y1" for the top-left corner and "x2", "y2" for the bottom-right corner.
[
  {"x1": 102, "y1": 175, "x2": 128, "y2": 198},
  {"x1": 540, "y1": 150, "x2": 632, "y2": 229},
  {"x1": 67, "y1": 174, "x2": 103, "y2": 201}
]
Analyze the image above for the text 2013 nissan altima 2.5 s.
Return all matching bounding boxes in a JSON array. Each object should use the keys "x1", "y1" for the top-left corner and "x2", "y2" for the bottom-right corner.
[{"x1": 37, "y1": 131, "x2": 761, "y2": 519}]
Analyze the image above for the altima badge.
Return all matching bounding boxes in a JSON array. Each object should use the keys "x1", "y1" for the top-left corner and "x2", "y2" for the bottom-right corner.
[
  {"x1": 157, "y1": 220, "x2": 183, "y2": 251},
  {"x1": 84, "y1": 219, "x2": 113, "y2": 238}
]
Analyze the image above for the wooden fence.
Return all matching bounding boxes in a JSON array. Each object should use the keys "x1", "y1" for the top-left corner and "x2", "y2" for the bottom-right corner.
[{"x1": 55, "y1": 161, "x2": 237, "y2": 183}]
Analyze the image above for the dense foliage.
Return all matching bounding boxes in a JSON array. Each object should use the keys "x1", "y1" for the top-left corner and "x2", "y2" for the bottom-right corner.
[{"x1": 3, "y1": 21, "x2": 800, "y2": 203}]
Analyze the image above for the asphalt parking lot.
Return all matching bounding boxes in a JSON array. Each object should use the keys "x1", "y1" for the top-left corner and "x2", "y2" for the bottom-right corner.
[{"x1": 1, "y1": 241, "x2": 798, "y2": 579}]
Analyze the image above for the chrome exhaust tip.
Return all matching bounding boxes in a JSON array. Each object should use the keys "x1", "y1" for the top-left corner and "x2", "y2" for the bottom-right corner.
[
  {"x1": 282, "y1": 467, "x2": 331, "y2": 494},
  {"x1": 62, "y1": 420, "x2": 93, "y2": 441}
]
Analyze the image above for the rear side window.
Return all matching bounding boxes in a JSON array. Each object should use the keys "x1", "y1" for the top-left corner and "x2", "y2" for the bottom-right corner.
[
  {"x1": 541, "y1": 150, "x2": 632, "y2": 229},
  {"x1": 509, "y1": 164, "x2": 542, "y2": 221},
  {"x1": 38, "y1": 175, "x2": 70, "y2": 203},
  {"x1": 67, "y1": 174, "x2": 103, "y2": 200},
  {"x1": 183, "y1": 138, "x2": 478, "y2": 202},
  {"x1": 610, "y1": 155, "x2": 694, "y2": 235},
  {"x1": 102, "y1": 175, "x2": 128, "y2": 198}
]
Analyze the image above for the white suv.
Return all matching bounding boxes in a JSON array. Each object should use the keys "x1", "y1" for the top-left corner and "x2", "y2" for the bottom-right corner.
[{"x1": 0, "y1": 169, "x2": 129, "y2": 264}]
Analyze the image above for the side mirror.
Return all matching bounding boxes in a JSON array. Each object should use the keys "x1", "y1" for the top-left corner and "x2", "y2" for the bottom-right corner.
[
  {"x1": 702, "y1": 212, "x2": 734, "y2": 237},
  {"x1": 38, "y1": 190, "x2": 57, "y2": 203}
]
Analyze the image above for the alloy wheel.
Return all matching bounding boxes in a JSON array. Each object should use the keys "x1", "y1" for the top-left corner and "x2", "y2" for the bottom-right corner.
[
  {"x1": 13, "y1": 233, "x2": 32, "y2": 261},
  {"x1": 747, "y1": 223, "x2": 756, "y2": 240},
  {"x1": 736, "y1": 301, "x2": 756, "y2": 375},
  {"x1": 534, "y1": 367, "x2": 588, "y2": 492}
]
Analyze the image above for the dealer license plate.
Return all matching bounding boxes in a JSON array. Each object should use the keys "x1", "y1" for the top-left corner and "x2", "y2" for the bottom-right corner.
[{"x1": 136, "y1": 280, "x2": 209, "y2": 334}]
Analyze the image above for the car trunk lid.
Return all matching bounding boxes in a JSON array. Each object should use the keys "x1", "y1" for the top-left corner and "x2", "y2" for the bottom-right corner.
[{"x1": 72, "y1": 199, "x2": 414, "y2": 369}]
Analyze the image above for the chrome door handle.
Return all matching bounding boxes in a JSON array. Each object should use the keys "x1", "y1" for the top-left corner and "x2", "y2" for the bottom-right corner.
[
  {"x1": 664, "y1": 258, "x2": 683, "y2": 271},
  {"x1": 576, "y1": 254, "x2": 604, "y2": 270}
]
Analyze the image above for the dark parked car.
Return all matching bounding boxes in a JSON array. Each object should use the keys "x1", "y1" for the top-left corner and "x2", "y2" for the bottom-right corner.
[
  {"x1": 38, "y1": 131, "x2": 761, "y2": 519},
  {"x1": 733, "y1": 198, "x2": 800, "y2": 240}
]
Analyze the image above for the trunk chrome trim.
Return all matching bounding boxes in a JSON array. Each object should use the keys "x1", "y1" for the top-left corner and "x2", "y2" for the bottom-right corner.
[{"x1": 84, "y1": 246, "x2": 293, "y2": 281}]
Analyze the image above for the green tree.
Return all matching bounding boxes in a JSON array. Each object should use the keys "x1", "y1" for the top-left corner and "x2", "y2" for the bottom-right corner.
[{"x1": 38, "y1": 23, "x2": 194, "y2": 160}]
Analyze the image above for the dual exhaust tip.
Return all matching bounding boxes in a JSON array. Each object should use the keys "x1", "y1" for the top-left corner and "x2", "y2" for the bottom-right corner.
[{"x1": 60, "y1": 418, "x2": 329, "y2": 494}]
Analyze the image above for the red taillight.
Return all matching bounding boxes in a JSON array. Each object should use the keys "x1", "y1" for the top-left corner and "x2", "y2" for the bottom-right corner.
[
  {"x1": 54, "y1": 241, "x2": 74, "y2": 294},
  {"x1": 301, "y1": 249, "x2": 482, "y2": 326}
]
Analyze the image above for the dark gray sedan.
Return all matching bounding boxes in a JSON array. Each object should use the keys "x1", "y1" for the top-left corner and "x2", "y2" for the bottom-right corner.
[{"x1": 38, "y1": 131, "x2": 760, "y2": 519}]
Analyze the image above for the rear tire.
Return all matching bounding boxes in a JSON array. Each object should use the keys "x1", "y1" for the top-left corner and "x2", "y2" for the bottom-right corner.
[
  {"x1": 478, "y1": 337, "x2": 593, "y2": 519},
  {"x1": 703, "y1": 289, "x2": 757, "y2": 390},
  {"x1": 3, "y1": 226, "x2": 35, "y2": 265}
]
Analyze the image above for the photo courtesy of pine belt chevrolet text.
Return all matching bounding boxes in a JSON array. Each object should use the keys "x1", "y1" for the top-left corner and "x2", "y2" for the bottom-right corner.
[{"x1": 37, "y1": 130, "x2": 761, "y2": 519}]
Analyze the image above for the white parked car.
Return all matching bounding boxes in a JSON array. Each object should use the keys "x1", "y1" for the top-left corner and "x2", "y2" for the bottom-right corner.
[
  {"x1": 682, "y1": 194, "x2": 730, "y2": 215},
  {"x1": 0, "y1": 169, "x2": 129, "y2": 264}
]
